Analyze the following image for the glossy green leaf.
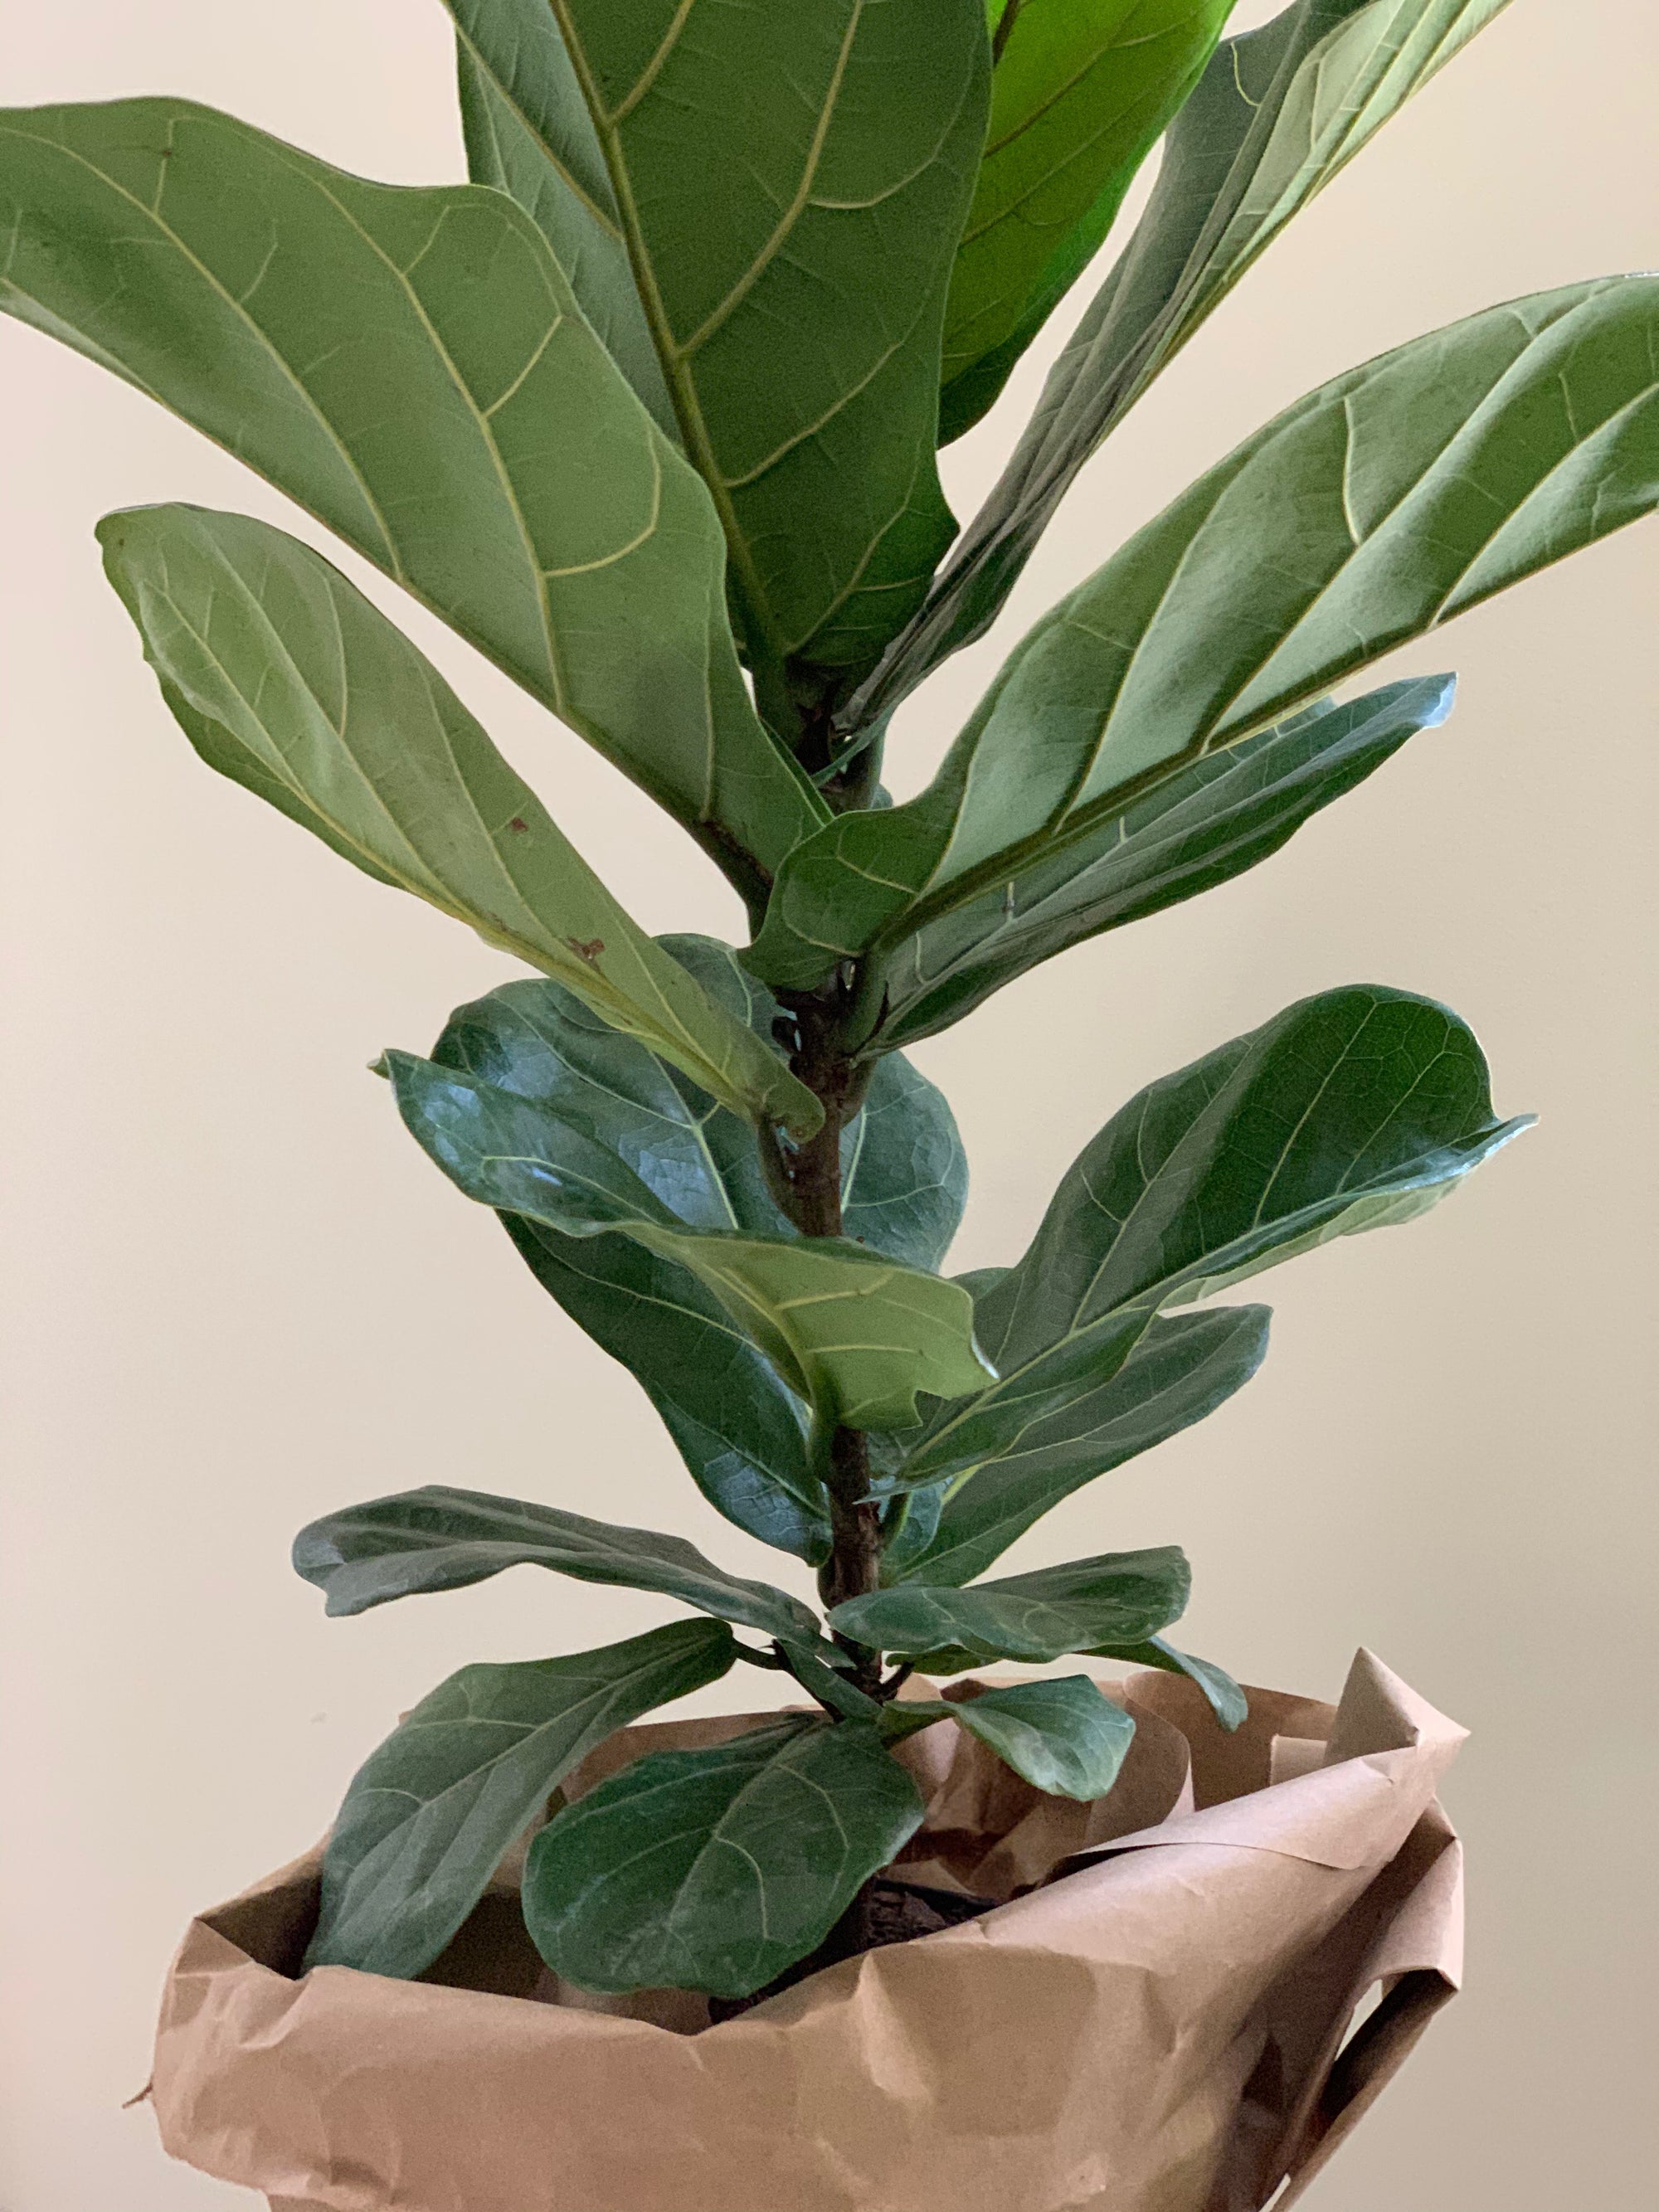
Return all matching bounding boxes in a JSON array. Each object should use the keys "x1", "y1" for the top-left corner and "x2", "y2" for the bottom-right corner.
[
  {"x1": 895, "y1": 1674, "x2": 1134, "y2": 1796},
  {"x1": 0, "y1": 97, "x2": 826, "y2": 902},
  {"x1": 523, "y1": 0, "x2": 990, "y2": 717},
  {"x1": 421, "y1": 939, "x2": 966, "y2": 1559},
  {"x1": 830, "y1": 1544, "x2": 1189, "y2": 1668},
  {"x1": 99, "y1": 507, "x2": 818, "y2": 1136},
  {"x1": 387, "y1": 1043, "x2": 990, "y2": 1433},
  {"x1": 883, "y1": 988, "x2": 1524, "y2": 1530},
  {"x1": 890, "y1": 1306, "x2": 1271, "y2": 1587},
  {"x1": 451, "y1": 21, "x2": 677, "y2": 440},
  {"x1": 503, "y1": 1215, "x2": 830, "y2": 1562},
  {"x1": 1087, "y1": 1635, "x2": 1248, "y2": 1730},
  {"x1": 752, "y1": 276, "x2": 1659, "y2": 1013},
  {"x1": 425, "y1": 934, "x2": 966, "y2": 1279},
  {"x1": 523, "y1": 1716, "x2": 925, "y2": 1996},
  {"x1": 898, "y1": 988, "x2": 1528, "y2": 1503},
  {"x1": 874, "y1": 677, "x2": 1455, "y2": 1051},
  {"x1": 855, "y1": 0, "x2": 1515, "y2": 713},
  {"x1": 985, "y1": 985, "x2": 1529, "y2": 1335},
  {"x1": 292, "y1": 1484, "x2": 825, "y2": 1649},
  {"x1": 305, "y1": 1619, "x2": 736, "y2": 1980},
  {"x1": 940, "y1": 0, "x2": 1231, "y2": 443},
  {"x1": 879, "y1": 1674, "x2": 1136, "y2": 1800}
]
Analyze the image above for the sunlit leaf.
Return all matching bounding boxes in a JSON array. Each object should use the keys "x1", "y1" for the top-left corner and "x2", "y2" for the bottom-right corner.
[
  {"x1": 100, "y1": 506, "x2": 819, "y2": 1135},
  {"x1": 0, "y1": 97, "x2": 825, "y2": 901}
]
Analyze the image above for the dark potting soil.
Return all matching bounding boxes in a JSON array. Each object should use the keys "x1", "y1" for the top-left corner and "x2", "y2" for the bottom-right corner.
[{"x1": 707, "y1": 1878, "x2": 997, "y2": 2024}]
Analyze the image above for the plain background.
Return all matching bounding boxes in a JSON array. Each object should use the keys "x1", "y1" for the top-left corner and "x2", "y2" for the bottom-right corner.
[{"x1": 2, "y1": 2, "x2": 1654, "y2": 2206}]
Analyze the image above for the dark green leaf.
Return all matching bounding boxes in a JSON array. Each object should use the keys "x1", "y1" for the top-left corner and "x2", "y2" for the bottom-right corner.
[
  {"x1": 1087, "y1": 1635, "x2": 1248, "y2": 1731},
  {"x1": 397, "y1": 948, "x2": 966, "y2": 1558},
  {"x1": 977, "y1": 985, "x2": 1530, "y2": 1347},
  {"x1": 753, "y1": 277, "x2": 1659, "y2": 1013},
  {"x1": 523, "y1": 1717, "x2": 925, "y2": 1996},
  {"x1": 292, "y1": 1484, "x2": 825, "y2": 1649},
  {"x1": 858, "y1": 0, "x2": 1515, "y2": 712},
  {"x1": 305, "y1": 1619, "x2": 736, "y2": 1980},
  {"x1": 0, "y1": 97, "x2": 826, "y2": 902},
  {"x1": 451, "y1": 20, "x2": 677, "y2": 440},
  {"x1": 529, "y1": 0, "x2": 990, "y2": 713},
  {"x1": 879, "y1": 1674, "x2": 1136, "y2": 1800},
  {"x1": 433, "y1": 936, "x2": 966, "y2": 1272},
  {"x1": 830, "y1": 1544, "x2": 1190, "y2": 1667},
  {"x1": 891, "y1": 1307, "x2": 1271, "y2": 1587},
  {"x1": 940, "y1": 0, "x2": 1231, "y2": 441},
  {"x1": 898, "y1": 989, "x2": 1528, "y2": 1504},
  {"x1": 874, "y1": 677, "x2": 1455, "y2": 1051},
  {"x1": 387, "y1": 1047, "x2": 990, "y2": 1432},
  {"x1": 99, "y1": 506, "x2": 818, "y2": 1135},
  {"x1": 503, "y1": 1215, "x2": 830, "y2": 1561},
  {"x1": 784, "y1": 1644, "x2": 885, "y2": 1721}
]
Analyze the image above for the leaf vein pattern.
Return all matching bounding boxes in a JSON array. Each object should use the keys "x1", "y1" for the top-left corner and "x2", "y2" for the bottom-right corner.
[{"x1": 0, "y1": 123, "x2": 404, "y2": 577}]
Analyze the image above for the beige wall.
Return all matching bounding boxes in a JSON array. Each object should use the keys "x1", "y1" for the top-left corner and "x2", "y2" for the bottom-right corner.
[{"x1": 2, "y1": 4, "x2": 1654, "y2": 2206}]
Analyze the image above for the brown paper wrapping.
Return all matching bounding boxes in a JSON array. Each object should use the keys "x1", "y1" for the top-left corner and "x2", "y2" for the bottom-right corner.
[{"x1": 150, "y1": 1649, "x2": 1463, "y2": 2212}]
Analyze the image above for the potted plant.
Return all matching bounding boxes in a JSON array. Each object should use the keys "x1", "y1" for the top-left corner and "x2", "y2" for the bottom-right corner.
[{"x1": 2, "y1": 0, "x2": 1654, "y2": 2205}]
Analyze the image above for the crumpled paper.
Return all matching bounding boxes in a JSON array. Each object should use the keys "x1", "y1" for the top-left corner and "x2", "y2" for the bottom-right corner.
[{"x1": 150, "y1": 1649, "x2": 1463, "y2": 2212}]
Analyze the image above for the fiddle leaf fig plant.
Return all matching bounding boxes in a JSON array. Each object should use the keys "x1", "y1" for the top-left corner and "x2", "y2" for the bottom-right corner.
[{"x1": 6, "y1": 0, "x2": 1655, "y2": 2005}]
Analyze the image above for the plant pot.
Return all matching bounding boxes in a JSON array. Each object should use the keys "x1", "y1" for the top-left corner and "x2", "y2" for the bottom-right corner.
[{"x1": 149, "y1": 1650, "x2": 1462, "y2": 2212}]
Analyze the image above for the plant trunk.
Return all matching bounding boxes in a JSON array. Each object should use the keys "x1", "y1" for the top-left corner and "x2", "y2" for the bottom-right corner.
[{"x1": 764, "y1": 990, "x2": 883, "y2": 1688}]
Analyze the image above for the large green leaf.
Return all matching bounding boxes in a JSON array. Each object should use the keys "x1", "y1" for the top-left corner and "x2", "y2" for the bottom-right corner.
[
  {"x1": 504, "y1": 0, "x2": 990, "y2": 722},
  {"x1": 305, "y1": 1619, "x2": 735, "y2": 1981},
  {"x1": 451, "y1": 22, "x2": 677, "y2": 440},
  {"x1": 424, "y1": 939, "x2": 966, "y2": 1560},
  {"x1": 830, "y1": 1544, "x2": 1190, "y2": 1669},
  {"x1": 0, "y1": 97, "x2": 826, "y2": 902},
  {"x1": 387, "y1": 1042, "x2": 990, "y2": 1433},
  {"x1": 939, "y1": 0, "x2": 1232, "y2": 443},
  {"x1": 100, "y1": 507, "x2": 818, "y2": 1135},
  {"x1": 897, "y1": 988, "x2": 1529, "y2": 1497},
  {"x1": 889, "y1": 1305, "x2": 1271, "y2": 1587},
  {"x1": 749, "y1": 276, "x2": 1659, "y2": 1014},
  {"x1": 879, "y1": 1673, "x2": 1136, "y2": 1800},
  {"x1": 522, "y1": 1716, "x2": 925, "y2": 1996},
  {"x1": 292, "y1": 1485, "x2": 826, "y2": 1650},
  {"x1": 875, "y1": 677, "x2": 1454, "y2": 1052},
  {"x1": 854, "y1": 0, "x2": 1516, "y2": 714}
]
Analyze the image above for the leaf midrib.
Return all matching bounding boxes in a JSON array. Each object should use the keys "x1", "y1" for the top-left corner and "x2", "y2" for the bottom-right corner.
[{"x1": 547, "y1": 0, "x2": 794, "y2": 676}]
